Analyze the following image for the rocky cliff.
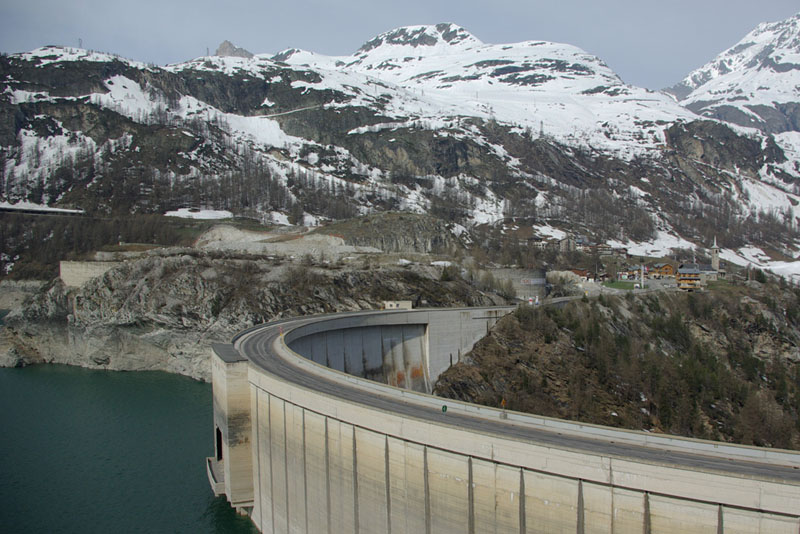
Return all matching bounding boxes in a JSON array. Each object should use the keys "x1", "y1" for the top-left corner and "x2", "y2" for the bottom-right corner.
[
  {"x1": 314, "y1": 212, "x2": 462, "y2": 254},
  {"x1": 215, "y1": 40, "x2": 254, "y2": 59},
  {"x1": 0, "y1": 249, "x2": 504, "y2": 380}
]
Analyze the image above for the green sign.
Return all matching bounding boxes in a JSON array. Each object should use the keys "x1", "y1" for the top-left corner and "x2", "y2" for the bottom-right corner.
[{"x1": 442, "y1": 405, "x2": 447, "y2": 413}]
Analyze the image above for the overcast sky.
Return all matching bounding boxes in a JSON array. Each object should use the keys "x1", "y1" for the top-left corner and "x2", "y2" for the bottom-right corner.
[{"x1": 1, "y1": 1, "x2": 798, "y2": 89}]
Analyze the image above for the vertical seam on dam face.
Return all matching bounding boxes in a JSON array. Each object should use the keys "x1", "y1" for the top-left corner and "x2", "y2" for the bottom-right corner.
[
  {"x1": 468, "y1": 457, "x2": 475, "y2": 534},
  {"x1": 342, "y1": 330, "x2": 348, "y2": 375},
  {"x1": 255, "y1": 390, "x2": 262, "y2": 532},
  {"x1": 518, "y1": 469, "x2": 525, "y2": 534},
  {"x1": 352, "y1": 426, "x2": 360, "y2": 534},
  {"x1": 577, "y1": 480, "x2": 585, "y2": 534},
  {"x1": 380, "y1": 328, "x2": 387, "y2": 385},
  {"x1": 361, "y1": 329, "x2": 368, "y2": 384},
  {"x1": 283, "y1": 401, "x2": 290, "y2": 534},
  {"x1": 609, "y1": 463, "x2": 615, "y2": 534},
  {"x1": 424, "y1": 446, "x2": 431, "y2": 534},
  {"x1": 324, "y1": 331, "x2": 330, "y2": 369},
  {"x1": 401, "y1": 327, "x2": 409, "y2": 391},
  {"x1": 302, "y1": 410, "x2": 309, "y2": 534},
  {"x1": 267, "y1": 394, "x2": 275, "y2": 534},
  {"x1": 716, "y1": 504, "x2": 723, "y2": 534},
  {"x1": 643, "y1": 492, "x2": 651, "y2": 534},
  {"x1": 384, "y1": 436, "x2": 392, "y2": 534},
  {"x1": 325, "y1": 417, "x2": 331, "y2": 534},
  {"x1": 423, "y1": 324, "x2": 431, "y2": 392}
]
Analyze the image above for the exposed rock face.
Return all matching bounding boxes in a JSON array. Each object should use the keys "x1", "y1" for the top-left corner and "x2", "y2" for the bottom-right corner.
[
  {"x1": 0, "y1": 280, "x2": 44, "y2": 311},
  {"x1": 665, "y1": 120, "x2": 786, "y2": 175},
  {"x1": 0, "y1": 251, "x2": 505, "y2": 380},
  {"x1": 315, "y1": 212, "x2": 462, "y2": 254},
  {"x1": 215, "y1": 40, "x2": 254, "y2": 59}
]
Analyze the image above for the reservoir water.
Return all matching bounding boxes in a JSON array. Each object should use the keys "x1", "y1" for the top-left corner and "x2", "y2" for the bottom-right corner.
[{"x1": 0, "y1": 365, "x2": 258, "y2": 533}]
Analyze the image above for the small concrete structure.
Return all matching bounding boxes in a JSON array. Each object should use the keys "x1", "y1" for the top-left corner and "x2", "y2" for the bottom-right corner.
[
  {"x1": 59, "y1": 260, "x2": 123, "y2": 288},
  {"x1": 382, "y1": 300, "x2": 413, "y2": 310},
  {"x1": 493, "y1": 267, "x2": 548, "y2": 300},
  {"x1": 209, "y1": 342, "x2": 253, "y2": 513}
]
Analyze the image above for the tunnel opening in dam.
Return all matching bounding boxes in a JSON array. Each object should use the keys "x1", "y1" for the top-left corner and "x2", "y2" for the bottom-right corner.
[{"x1": 287, "y1": 323, "x2": 431, "y2": 393}]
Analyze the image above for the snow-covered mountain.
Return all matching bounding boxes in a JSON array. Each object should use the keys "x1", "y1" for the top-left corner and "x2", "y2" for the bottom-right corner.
[
  {"x1": 2, "y1": 21, "x2": 800, "y2": 276},
  {"x1": 669, "y1": 12, "x2": 800, "y2": 137},
  {"x1": 274, "y1": 23, "x2": 697, "y2": 159}
]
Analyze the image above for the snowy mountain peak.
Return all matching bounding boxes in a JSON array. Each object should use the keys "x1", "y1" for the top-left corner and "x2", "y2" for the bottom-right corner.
[
  {"x1": 356, "y1": 23, "x2": 482, "y2": 55},
  {"x1": 271, "y1": 48, "x2": 301, "y2": 63},
  {"x1": 668, "y1": 11, "x2": 800, "y2": 134},
  {"x1": 676, "y1": 12, "x2": 800, "y2": 95}
]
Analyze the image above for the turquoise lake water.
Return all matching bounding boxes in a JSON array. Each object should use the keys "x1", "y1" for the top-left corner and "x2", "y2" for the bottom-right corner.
[{"x1": 0, "y1": 365, "x2": 258, "y2": 533}]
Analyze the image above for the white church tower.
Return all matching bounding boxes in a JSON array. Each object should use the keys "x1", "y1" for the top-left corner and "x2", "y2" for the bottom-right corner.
[{"x1": 711, "y1": 237, "x2": 720, "y2": 272}]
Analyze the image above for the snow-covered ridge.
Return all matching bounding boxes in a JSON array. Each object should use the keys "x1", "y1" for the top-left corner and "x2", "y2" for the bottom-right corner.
[
  {"x1": 670, "y1": 12, "x2": 800, "y2": 133},
  {"x1": 266, "y1": 24, "x2": 700, "y2": 160},
  {"x1": 677, "y1": 13, "x2": 800, "y2": 94},
  {"x1": 8, "y1": 28, "x2": 695, "y2": 162},
  {"x1": 356, "y1": 23, "x2": 483, "y2": 55},
  {"x1": 17, "y1": 45, "x2": 148, "y2": 69}
]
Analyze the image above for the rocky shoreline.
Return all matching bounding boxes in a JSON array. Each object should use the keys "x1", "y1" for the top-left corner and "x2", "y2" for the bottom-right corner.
[{"x1": 0, "y1": 251, "x2": 505, "y2": 381}]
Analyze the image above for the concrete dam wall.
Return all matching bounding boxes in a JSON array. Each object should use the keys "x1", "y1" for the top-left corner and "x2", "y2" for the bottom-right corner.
[
  {"x1": 284, "y1": 308, "x2": 507, "y2": 392},
  {"x1": 209, "y1": 307, "x2": 800, "y2": 534},
  {"x1": 288, "y1": 324, "x2": 429, "y2": 391}
]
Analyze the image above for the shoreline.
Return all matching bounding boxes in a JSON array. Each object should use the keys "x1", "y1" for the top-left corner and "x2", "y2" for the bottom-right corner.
[{"x1": 0, "y1": 321, "x2": 217, "y2": 382}]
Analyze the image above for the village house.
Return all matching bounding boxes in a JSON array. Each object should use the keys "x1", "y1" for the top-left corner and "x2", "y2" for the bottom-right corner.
[
  {"x1": 699, "y1": 264, "x2": 718, "y2": 283},
  {"x1": 618, "y1": 266, "x2": 642, "y2": 280},
  {"x1": 649, "y1": 262, "x2": 676, "y2": 278},
  {"x1": 677, "y1": 264, "x2": 702, "y2": 291},
  {"x1": 595, "y1": 244, "x2": 613, "y2": 256},
  {"x1": 677, "y1": 239, "x2": 724, "y2": 290},
  {"x1": 559, "y1": 236, "x2": 576, "y2": 252},
  {"x1": 575, "y1": 235, "x2": 595, "y2": 253},
  {"x1": 527, "y1": 236, "x2": 549, "y2": 250}
]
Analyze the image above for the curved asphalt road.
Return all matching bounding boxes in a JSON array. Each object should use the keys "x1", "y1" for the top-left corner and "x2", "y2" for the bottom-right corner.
[{"x1": 235, "y1": 312, "x2": 800, "y2": 490}]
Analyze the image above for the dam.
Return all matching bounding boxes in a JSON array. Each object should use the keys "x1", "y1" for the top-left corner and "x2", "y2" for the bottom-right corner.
[{"x1": 208, "y1": 306, "x2": 800, "y2": 533}]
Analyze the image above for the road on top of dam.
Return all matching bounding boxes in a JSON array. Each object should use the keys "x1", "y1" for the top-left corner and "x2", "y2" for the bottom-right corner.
[{"x1": 235, "y1": 312, "x2": 800, "y2": 489}]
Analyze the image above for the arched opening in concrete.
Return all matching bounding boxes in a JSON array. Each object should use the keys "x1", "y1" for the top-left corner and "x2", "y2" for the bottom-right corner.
[{"x1": 215, "y1": 426, "x2": 223, "y2": 461}]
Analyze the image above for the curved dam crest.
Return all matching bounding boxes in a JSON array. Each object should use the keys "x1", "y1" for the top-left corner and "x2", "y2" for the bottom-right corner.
[{"x1": 208, "y1": 306, "x2": 800, "y2": 533}]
